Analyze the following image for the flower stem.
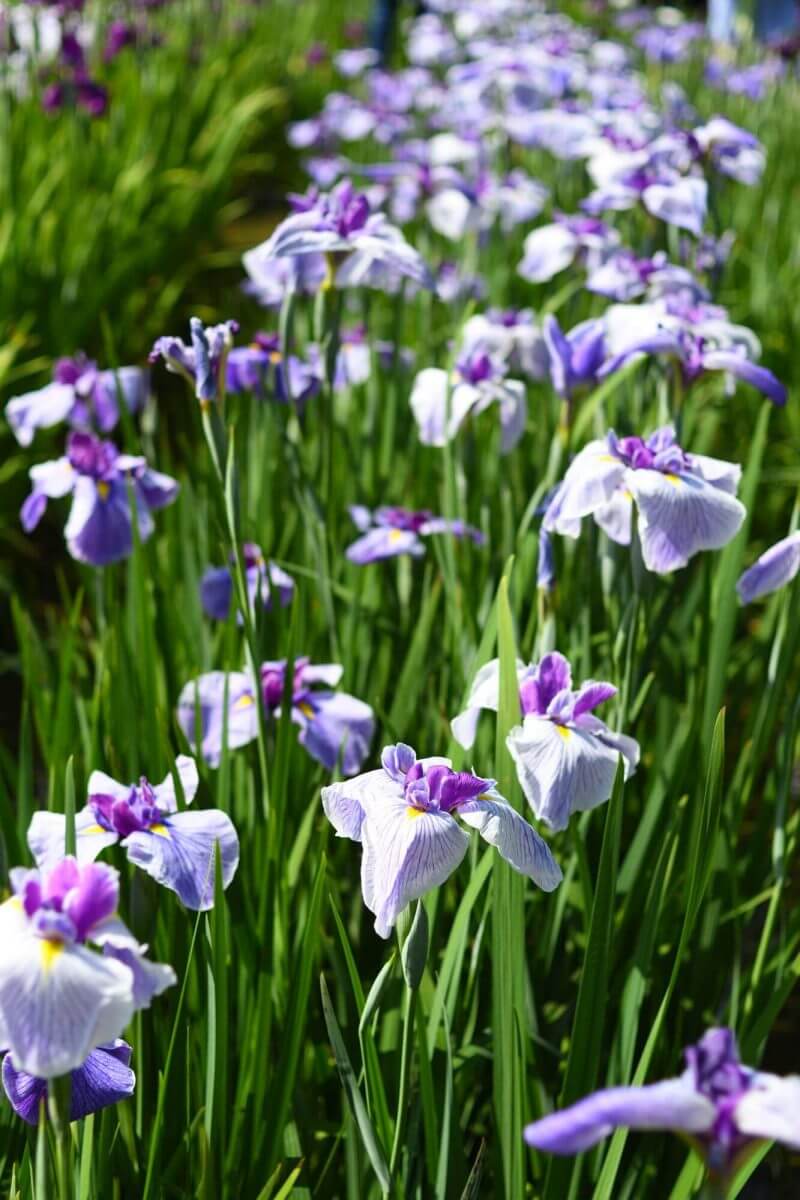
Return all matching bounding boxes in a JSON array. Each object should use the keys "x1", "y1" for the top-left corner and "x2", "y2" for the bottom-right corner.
[
  {"x1": 48, "y1": 1075, "x2": 73, "y2": 1200},
  {"x1": 388, "y1": 983, "x2": 417, "y2": 1190}
]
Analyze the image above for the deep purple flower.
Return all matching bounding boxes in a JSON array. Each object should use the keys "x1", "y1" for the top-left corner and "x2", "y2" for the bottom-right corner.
[
  {"x1": 323, "y1": 743, "x2": 562, "y2": 938},
  {"x1": 524, "y1": 1028, "x2": 800, "y2": 1185},
  {"x1": 2, "y1": 1040, "x2": 135, "y2": 1125},
  {"x1": 200, "y1": 543, "x2": 295, "y2": 621},
  {"x1": 543, "y1": 314, "x2": 606, "y2": 400},
  {"x1": 20, "y1": 432, "x2": 179, "y2": 566}
]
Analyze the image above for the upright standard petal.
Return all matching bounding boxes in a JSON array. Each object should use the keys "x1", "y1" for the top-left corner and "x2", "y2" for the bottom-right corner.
[
  {"x1": 322, "y1": 769, "x2": 403, "y2": 842},
  {"x1": 506, "y1": 715, "x2": 621, "y2": 832},
  {"x1": 457, "y1": 795, "x2": 562, "y2": 891},
  {"x1": 524, "y1": 1075, "x2": 715, "y2": 1154},
  {"x1": 628, "y1": 469, "x2": 745, "y2": 573}
]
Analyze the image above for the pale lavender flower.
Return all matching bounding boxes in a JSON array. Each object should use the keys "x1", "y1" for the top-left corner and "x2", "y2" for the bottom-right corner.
[
  {"x1": 322, "y1": 743, "x2": 562, "y2": 938},
  {"x1": 518, "y1": 214, "x2": 618, "y2": 285},
  {"x1": 543, "y1": 426, "x2": 745, "y2": 574},
  {"x1": 410, "y1": 344, "x2": 527, "y2": 453},
  {"x1": 524, "y1": 1028, "x2": 800, "y2": 1186},
  {"x1": 7, "y1": 356, "x2": 148, "y2": 446},
  {"x1": 346, "y1": 505, "x2": 484, "y2": 564},
  {"x1": 0, "y1": 858, "x2": 174, "y2": 1079},
  {"x1": 177, "y1": 660, "x2": 374, "y2": 775},
  {"x1": 452, "y1": 652, "x2": 638, "y2": 831},
  {"x1": 27, "y1": 757, "x2": 239, "y2": 912}
]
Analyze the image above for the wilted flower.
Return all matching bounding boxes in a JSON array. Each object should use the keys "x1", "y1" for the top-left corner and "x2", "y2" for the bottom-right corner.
[
  {"x1": 20, "y1": 431, "x2": 179, "y2": 566},
  {"x1": 543, "y1": 426, "x2": 745, "y2": 574},
  {"x1": 2, "y1": 1040, "x2": 135, "y2": 1125},
  {"x1": 346, "y1": 505, "x2": 484, "y2": 564},
  {"x1": 452, "y1": 652, "x2": 638, "y2": 831},
  {"x1": 524, "y1": 1028, "x2": 800, "y2": 1187},
  {"x1": 0, "y1": 858, "x2": 174, "y2": 1078},
  {"x1": 150, "y1": 318, "x2": 238, "y2": 403},
  {"x1": 322, "y1": 743, "x2": 562, "y2": 938},
  {"x1": 200, "y1": 543, "x2": 295, "y2": 621},
  {"x1": 177, "y1": 659, "x2": 374, "y2": 775},
  {"x1": 410, "y1": 343, "x2": 527, "y2": 453},
  {"x1": 28, "y1": 757, "x2": 239, "y2": 912},
  {"x1": 7, "y1": 356, "x2": 148, "y2": 446},
  {"x1": 737, "y1": 531, "x2": 800, "y2": 604}
]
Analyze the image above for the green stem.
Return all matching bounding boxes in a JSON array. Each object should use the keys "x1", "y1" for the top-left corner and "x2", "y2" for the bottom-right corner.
[
  {"x1": 48, "y1": 1075, "x2": 73, "y2": 1200},
  {"x1": 388, "y1": 984, "x2": 417, "y2": 1190}
]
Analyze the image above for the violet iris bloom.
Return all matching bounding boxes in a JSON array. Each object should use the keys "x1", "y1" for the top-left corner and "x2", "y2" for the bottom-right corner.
[
  {"x1": 452, "y1": 652, "x2": 639, "y2": 832},
  {"x1": 177, "y1": 659, "x2": 374, "y2": 775},
  {"x1": 737, "y1": 531, "x2": 800, "y2": 604},
  {"x1": 27, "y1": 757, "x2": 239, "y2": 912},
  {"x1": 583, "y1": 147, "x2": 708, "y2": 236},
  {"x1": 200, "y1": 543, "x2": 294, "y2": 622},
  {"x1": 150, "y1": 318, "x2": 238, "y2": 403},
  {"x1": 0, "y1": 858, "x2": 175, "y2": 1078},
  {"x1": 543, "y1": 315, "x2": 606, "y2": 401},
  {"x1": 242, "y1": 244, "x2": 327, "y2": 307},
  {"x1": 7, "y1": 356, "x2": 148, "y2": 446},
  {"x1": 599, "y1": 302, "x2": 787, "y2": 407},
  {"x1": 543, "y1": 427, "x2": 745, "y2": 574},
  {"x1": 410, "y1": 344, "x2": 527, "y2": 454},
  {"x1": 524, "y1": 1028, "x2": 800, "y2": 1187},
  {"x1": 2, "y1": 1039, "x2": 134, "y2": 1125},
  {"x1": 322, "y1": 743, "x2": 562, "y2": 938},
  {"x1": 461, "y1": 311, "x2": 549, "y2": 381},
  {"x1": 586, "y1": 250, "x2": 668, "y2": 303},
  {"x1": 693, "y1": 117, "x2": 765, "y2": 186},
  {"x1": 518, "y1": 214, "x2": 618, "y2": 285},
  {"x1": 225, "y1": 334, "x2": 320, "y2": 406},
  {"x1": 20, "y1": 431, "x2": 179, "y2": 566},
  {"x1": 256, "y1": 181, "x2": 433, "y2": 291},
  {"x1": 346, "y1": 505, "x2": 484, "y2": 564}
]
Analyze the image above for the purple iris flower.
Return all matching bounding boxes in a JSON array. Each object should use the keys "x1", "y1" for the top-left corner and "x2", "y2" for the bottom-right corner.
[
  {"x1": 586, "y1": 250, "x2": 667, "y2": 303},
  {"x1": 524, "y1": 1028, "x2": 800, "y2": 1187},
  {"x1": 322, "y1": 743, "x2": 562, "y2": 938},
  {"x1": 543, "y1": 426, "x2": 746, "y2": 574},
  {"x1": 20, "y1": 431, "x2": 179, "y2": 567},
  {"x1": 257, "y1": 181, "x2": 433, "y2": 291},
  {"x1": 599, "y1": 302, "x2": 787, "y2": 407},
  {"x1": 452, "y1": 652, "x2": 638, "y2": 832},
  {"x1": 200, "y1": 543, "x2": 295, "y2": 621},
  {"x1": 693, "y1": 117, "x2": 765, "y2": 186},
  {"x1": 737, "y1": 531, "x2": 800, "y2": 604},
  {"x1": 0, "y1": 858, "x2": 174, "y2": 1079},
  {"x1": 518, "y1": 214, "x2": 618, "y2": 285},
  {"x1": 7, "y1": 356, "x2": 148, "y2": 446},
  {"x1": 346, "y1": 505, "x2": 484, "y2": 564},
  {"x1": 2, "y1": 1039, "x2": 134, "y2": 1125},
  {"x1": 242, "y1": 243, "x2": 327, "y2": 307},
  {"x1": 177, "y1": 659, "x2": 374, "y2": 775},
  {"x1": 461, "y1": 311, "x2": 549, "y2": 380},
  {"x1": 27, "y1": 757, "x2": 239, "y2": 912},
  {"x1": 583, "y1": 147, "x2": 708, "y2": 236},
  {"x1": 150, "y1": 318, "x2": 238, "y2": 403},
  {"x1": 543, "y1": 314, "x2": 606, "y2": 401},
  {"x1": 410, "y1": 343, "x2": 527, "y2": 454},
  {"x1": 225, "y1": 335, "x2": 320, "y2": 407}
]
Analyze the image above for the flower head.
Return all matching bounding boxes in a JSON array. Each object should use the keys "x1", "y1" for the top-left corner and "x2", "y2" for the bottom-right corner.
[
  {"x1": 200, "y1": 543, "x2": 295, "y2": 622},
  {"x1": 410, "y1": 343, "x2": 527, "y2": 454},
  {"x1": 346, "y1": 505, "x2": 484, "y2": 564},
  {"x1": 2, "y1": 1040, "x2": 135, "y2": 1125},
  {"x1": 7, "y1": 357, "x2": 148, "y2": 446},
  {"x1": 150, "y1": 318, "x2": 238, "y2": 403},
  {"x1": 323, "y1": 743, "x2": 562, "y2": 937}
]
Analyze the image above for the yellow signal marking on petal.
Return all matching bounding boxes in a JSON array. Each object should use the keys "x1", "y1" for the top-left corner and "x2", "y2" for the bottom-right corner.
[
  {"x1": 97, "y1": 481, "x2": 110, "y2": 500},
  {"x1": 406, "y1": 806, "x2": 426, "y2": 820},
  {"x1": 298, "y1": 702, "x2": 314, "y2": 719},
  {"x1": 556, "y1": 724, "x2": 572, "y2": 741},
  {"x1": 622, "y1": 489, "x2": 633, "y2": 500},
  {"x1": 597, "y1": 454, "x2": 617, "y2": 463},
  {"x1": 41, "y1": 940, "x2": 64, "y2": 971},
  {"x1": 664, "y1": 473, "x2": 681, "y2": 486},
  {"x1": 149, "y1": 823, "x2": 170, "y2": 838},
  {"x1": 389, "y1": 529, "x2": 405, "y2": 543},
  {"x1": 233, "y1": 693, "x2": 255, "y2": 711},
  {"x1": 84, "y1": 824, "x2": 107, "y2": 835},
  {"x1": 269, "y1": 351, "x2": 282, "y2": 364}
]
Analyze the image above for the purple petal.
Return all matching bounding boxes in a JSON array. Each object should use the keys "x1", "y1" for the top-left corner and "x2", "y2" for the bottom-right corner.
[
  {"x1": 629, "y1": 469, "x2": 745, "y2": 574},
  {"x1": 200, "y1": 567, "x2": 235, "y2": 621},
  {"x1": 297, "y1": 692, "x2": 374, "y2": 776},
  {"x1": 62, "y1": 862, "x2": 119, "y2": 941},
  {"x1": 524, "y1": 1075, "x2": 715, "y2": 1154},
  {"x1": 736, "y1": 532, "x2": 800, "y2": 604},
  {"x1": 456, "y1": 795, "x2": 562, "y2": 890},
  {"x1": 572, "y1": 681, "x2": 617, "y2": 719},
  {"x1": 346, "y1": 526, "x2": 425, "y2": 564},
  {"x1": 122, "y1": 810, "x2": 239, "y2": 911},
  {"x1": 701, "y1": 351, "x2": 787, "y2": 407}
]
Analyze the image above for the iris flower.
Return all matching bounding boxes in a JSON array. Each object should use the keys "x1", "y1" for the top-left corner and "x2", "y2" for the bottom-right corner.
[
  {"x1": 346, "y1": 505, "x2": 484, "y2": 564},
  {"x1": 737, "y1": 531, "x2": 800, "y2": 604},
  {"x1": 410, "y1": 343, "x2": 527, "y2": 453},
  {"x1": 452, "y1": 652, "x2": 639, "y2": 831},
  {"x1": 0, "y1": 858, "x2": 174, "y2": 1079},
  {"x1": 200, "y1": 543, "x2": 295, "y2": 622},
  {"x1": 524, "y1": 1028, "x2": 800, "y2": 1190},
  {"x1": 28, "y1": 757, "x2": 239, "y2": 912},
  {"x1": 2, "y1": 1039, "x2": 134, "y2": 1125},
  {"x1": 322, "y1": 743, "x2": 562, "y2": 938},
  {"x1": 150, "y1": 318, "x2": 239, "y2": 404},
  {"x1": 543, "y1": 426, "x2": 745, "y2": 574},
  {"x1": 20, "y1": 431, "x2": 179, "y2": 567},
  {"x1": 177, "y1": 659, "x2": 374, "y2": 775},
  {"x1": 7, "y1": 355, "x2": 148, "y2": 446}
]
